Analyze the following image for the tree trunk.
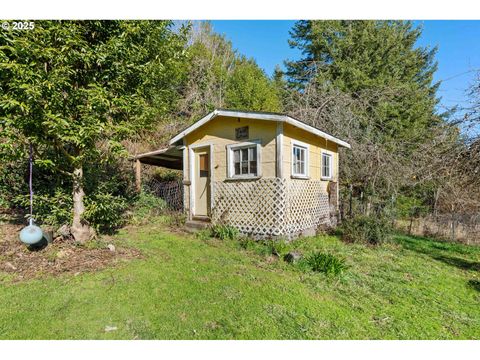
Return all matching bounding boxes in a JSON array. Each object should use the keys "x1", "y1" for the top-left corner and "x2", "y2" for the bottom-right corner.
[
  {"x1": 365, "y1": 199, "x2": 372, "y2": 216},
  {"x1": 451, "y1": 212, "x2": 456, "y2": 242},
  {"x1": 349, "y1": 184, "x2": 353, "y2": 218},
  {"x1": 433, "y1": 188, "x2": 440, "y2": 219},
  {"x1": 71, "y1": 165, "x2": 93, "y2": 243}
]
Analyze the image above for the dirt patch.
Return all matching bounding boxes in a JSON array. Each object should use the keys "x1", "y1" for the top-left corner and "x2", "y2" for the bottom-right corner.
[{"x1": 0, "y1": 223, "x2": 143, "y2": 282}]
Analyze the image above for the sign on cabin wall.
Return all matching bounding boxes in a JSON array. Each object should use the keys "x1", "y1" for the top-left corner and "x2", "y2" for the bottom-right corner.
[{"x1": 235, "y1": 126, "x2": 249, "y2": 140}]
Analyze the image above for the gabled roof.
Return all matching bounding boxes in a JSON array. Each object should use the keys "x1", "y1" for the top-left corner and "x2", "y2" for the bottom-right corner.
[{"x1": 169, "y1": 109, "x2": 351, "y2": 149}]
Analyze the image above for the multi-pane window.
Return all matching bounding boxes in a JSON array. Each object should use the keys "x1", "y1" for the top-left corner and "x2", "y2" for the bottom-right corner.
[
  {"x1": 292, "y1": 144, "x2": 308, "y2": 177},
  {"x1": 322, "y1": 152, "x2": 332, "y2": 179},
  {"x1": 232, "y1": 145, "x2": 258, "y2": 177}
]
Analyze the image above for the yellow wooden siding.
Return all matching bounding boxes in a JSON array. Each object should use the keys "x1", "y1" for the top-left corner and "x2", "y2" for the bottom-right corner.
[
  {"x1": 185, "y1": 115, "x2": 277, "y2": 181},
  {"x1": 282, "y1": 123, "x2": 339, "y2": 183}
]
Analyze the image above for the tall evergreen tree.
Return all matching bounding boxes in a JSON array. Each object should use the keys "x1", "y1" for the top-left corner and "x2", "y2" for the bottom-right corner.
[
  {"x1": 0, "y1": 21, "x2": 188, "y2": 242},
  {"x1": 225, "y1": 57, "x2": 282, "y2": 112},
  {"x1": 286, "y1": 20, "x2": 442, "y2": 142}
]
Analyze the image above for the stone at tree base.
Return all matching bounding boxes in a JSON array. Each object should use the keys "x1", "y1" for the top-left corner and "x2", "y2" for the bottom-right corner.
[
  {"x1": 56, "y1": 249, "x2": 73, "y2": 259},
  {"x1": 283, "y1": 251, "x2": 302, "y2": 263},
  {"x1": 71, "y1": 222, "x2": 95, "y2": 244},
  {"x1": 56, "y1": 224, "x2": 71, "y2": 239},
  {"x1": 43, "y1": 230, "x2": 54, "y2": 243},
  {"x1": 5, "y1": 262, "x2": 17, "y2": 270}
]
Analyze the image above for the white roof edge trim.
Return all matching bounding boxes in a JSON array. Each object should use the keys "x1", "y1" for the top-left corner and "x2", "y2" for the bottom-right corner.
[
  {"x1": 169, "y1": 110, "x2": 218, "y2": 145},
  {"x1": 168, "y1": 109, "x2": 351, "y2": 149},
  {"x1": 135, "y1": 146, "x2": 183, "y2": 159},
  {"x1": 285, "y1": 116, "x2": 351, "y2": 149},
  {"x1": 215, "y1": 109, "x2": 287, "y2": 122},
  {"x1": 135, "y1": 147, "x2": 171, "y2": 159}
]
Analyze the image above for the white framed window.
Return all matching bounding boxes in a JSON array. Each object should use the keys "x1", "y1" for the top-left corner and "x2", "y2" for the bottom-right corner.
[
  {"x1": 227, "y1": 141, "x2": 262, "y2": 179},
  {"x1": 291, "y1": 140, "x2": 309, "y2": 178},
  {"x1": 321, "y1": 152, "x2": 333, "y2": 179}
]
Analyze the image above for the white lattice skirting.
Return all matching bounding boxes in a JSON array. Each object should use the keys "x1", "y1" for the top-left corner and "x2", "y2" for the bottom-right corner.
[{"x1": 212, "y1": 178, "x2": 331, "y2": 238}]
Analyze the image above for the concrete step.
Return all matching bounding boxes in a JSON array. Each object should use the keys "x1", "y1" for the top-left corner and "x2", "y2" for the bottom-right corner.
[{"x1": 185, "y1": 220, "x2": 211, "y2": 232}]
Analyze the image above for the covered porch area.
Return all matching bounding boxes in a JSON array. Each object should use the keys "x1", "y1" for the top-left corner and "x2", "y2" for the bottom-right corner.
[
  {"x1": 133, "y1": 146, "x2": 210, "y2": 230},
  {"x1": 133, "y1": 146, "x2": 186, "y2": 211},
  {"x1": 133, "y1": 146, "x2": 183, "y2": 192}
]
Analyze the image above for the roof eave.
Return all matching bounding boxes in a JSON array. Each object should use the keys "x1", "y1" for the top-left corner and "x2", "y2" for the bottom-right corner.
[
  {"x1": 168, "y1": 109, "x2": 351, "y2": 149},
  {"x1": 285, "y1": 116, "x2": 351, "y2": 149}
]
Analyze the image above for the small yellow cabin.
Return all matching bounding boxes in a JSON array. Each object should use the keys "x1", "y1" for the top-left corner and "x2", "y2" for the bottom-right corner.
[{"x1": 136, "y1": 109, "x2": 350, "y2": 239}]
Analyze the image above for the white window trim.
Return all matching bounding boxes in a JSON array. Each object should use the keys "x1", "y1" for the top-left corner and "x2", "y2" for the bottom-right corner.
[
  {"x1": 291, "y1": 140, "x2": 310, "y2": 179},
  {"x1": 226, "y1": 140, "x2": 262, "y2": 179},
  {"x1": 321, "y1": 150, "x2": 334, "y2": 180}
]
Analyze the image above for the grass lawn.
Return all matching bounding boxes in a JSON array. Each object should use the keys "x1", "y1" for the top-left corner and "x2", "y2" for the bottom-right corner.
[{"x1": 0, "y1": 217, "x2": 479, "y2": 339}]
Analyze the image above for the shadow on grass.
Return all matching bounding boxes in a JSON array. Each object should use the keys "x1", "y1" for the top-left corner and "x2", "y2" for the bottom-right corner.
[
  {"x1": 432, "y1": 255, "x2": 480, "y2": 272},
  {"x1": 467, "y1": 280, "x2": 480, "y2": 292},
  {"x1": 395, "y1": 234, "x2": 480, "y2": 273}
]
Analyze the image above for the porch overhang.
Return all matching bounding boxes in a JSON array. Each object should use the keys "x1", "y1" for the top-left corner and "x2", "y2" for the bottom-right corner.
[{"x1": 134, "y1": 146, "x2": 183, "y2": 170}]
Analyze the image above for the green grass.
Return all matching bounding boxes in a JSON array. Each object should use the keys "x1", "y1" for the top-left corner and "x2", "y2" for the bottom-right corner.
[{"x1": 0, "y1": 218, "x2": 479, "y2": 339}]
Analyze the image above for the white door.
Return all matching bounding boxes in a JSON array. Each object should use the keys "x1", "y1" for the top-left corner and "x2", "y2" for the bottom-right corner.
[{"x1": 194, "y1": 149, "x2": 210, "y2": 217}]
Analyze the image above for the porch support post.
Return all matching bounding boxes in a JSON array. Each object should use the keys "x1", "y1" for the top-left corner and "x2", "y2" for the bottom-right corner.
[
  {"x1": 276, "y1": 121, "x2": 284, "y2": 178},
  {"x1": 135, "y1": 159, "x2": 142, "y2": 192}
]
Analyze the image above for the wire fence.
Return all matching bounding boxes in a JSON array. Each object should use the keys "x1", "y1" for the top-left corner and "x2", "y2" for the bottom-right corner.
[
  {"x1": 144, "y1": 178, "x2": 183, "y2": 211},
  {"x1": 395, "y1": 213, "x2": 480, "y2": 244}
]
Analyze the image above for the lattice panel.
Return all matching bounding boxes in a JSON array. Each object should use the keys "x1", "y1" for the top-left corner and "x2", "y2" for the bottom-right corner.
[
  {"x1": 212, "y1": 178, "x2": 287, "y2": 236},
  {"x1": 285, "y1": 180, "x2": 331, "y2": 234},
  {"x1": 212, "y1": 178, "x2": 333, "y2": 238}
]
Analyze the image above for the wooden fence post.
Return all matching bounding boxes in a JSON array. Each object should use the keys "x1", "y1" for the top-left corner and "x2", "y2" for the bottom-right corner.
[
  {"x1": 135, "y1": 159, "x2": 141, "y2": 193},
  {"x1": 451, "y1": 213, "x2": 456, "y2": 242}
]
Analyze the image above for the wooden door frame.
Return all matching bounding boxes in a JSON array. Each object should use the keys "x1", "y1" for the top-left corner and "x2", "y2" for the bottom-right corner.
[{"x1": 188, "y1": 143, "x2": 214, "y2": 219}]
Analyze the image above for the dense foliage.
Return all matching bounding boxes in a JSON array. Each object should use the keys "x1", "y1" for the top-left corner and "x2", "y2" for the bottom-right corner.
[
  {"x1": 340, "y1": 215, "x2": 392, "y2": 245},
  {"x1": 283, "y1": 20, "x2": 476, "y2": 222},
  {"x1": 0, "y1": 21, "x2": 188, "y2": 240}
]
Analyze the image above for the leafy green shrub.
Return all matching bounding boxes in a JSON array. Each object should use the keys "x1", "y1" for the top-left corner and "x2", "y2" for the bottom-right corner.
[
  {"x1": 3, "y1": 153, "x2": 137, "y2": 233},
  {"x1": 151, "y1": 169, "x2": 182, "y2": 182},
  {"x1": 340, "y1": 215, "x2": 392, "y2": 245},
  {"x1": 211, "y1": 224, "x2": 239, "y2": 240},
  {"x1": 131, "y1": 191, "x2": 168, "y2": 223},
  {"x1": 13, "y1": 189, "x2": 72, "y2": 226},
  {"x1": 300, "y1": 252, "x2": 347, "y2": 276},
  {"x1": 84, "y1": 193, "x2": 129, "y2": 234},
  {"x1": 0, "y1": 161, "x2": 26, "y2": 210},
  {"x1": 13, "y1": 187, "x2": 131, "y2": 234}
]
